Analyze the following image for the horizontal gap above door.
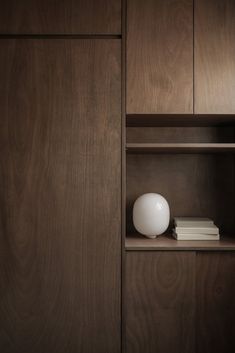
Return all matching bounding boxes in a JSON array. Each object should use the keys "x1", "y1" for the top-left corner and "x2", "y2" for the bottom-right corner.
[{"x1": 0, "y1": 34, "x2": 122, "y2": 39}]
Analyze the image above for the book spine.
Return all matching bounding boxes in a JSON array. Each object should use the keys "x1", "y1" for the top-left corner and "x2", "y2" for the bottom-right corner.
[
  {"x1": 175, "y1": 227, "x2": 219, "y2": 235},
  {"x1": 175, "y1": 221, "x2": 214, "y2": 227}
]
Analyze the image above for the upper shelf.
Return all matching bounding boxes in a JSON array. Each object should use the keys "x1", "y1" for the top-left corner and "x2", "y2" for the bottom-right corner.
[
  {"x1": 126, "y1": 143, "x2": 235, "y2": 154},
  {"x1": 126, "y1": 114, "x2": 235, "y2": 127},
  {"x1": 126, "y1": 234, "x2": 235, "y2": 251}
]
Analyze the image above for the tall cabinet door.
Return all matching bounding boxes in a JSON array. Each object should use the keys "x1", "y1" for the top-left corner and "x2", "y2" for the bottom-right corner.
[
  {"x1": 195, "y1": 0, "x2": 235, "y2": 114},
  {"x1": 0, "y1": 0, "x2": 121, "y2": 34},
  {"x1": 127, "y1": 0, "x2": 193, "y2": 114},
  {"x1": 0, "y1": 39, "x2": 121, "y2": 353}
]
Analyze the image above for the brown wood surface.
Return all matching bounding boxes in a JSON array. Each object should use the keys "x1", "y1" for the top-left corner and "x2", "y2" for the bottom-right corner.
[
  {"x1": 125, "y1": 234, "x2": 235, "y2": 251},
  {"x1": 127, "y1": 0, "x2": 193, "y2": 114},
  {"x1": 126, "y1": 115, "x2": 235, "y2": 127},
  {"x1": 0, "y1": 39, "x2": 121, "y2": 353},
  {"x1": 127, "y1": 127, "x2": 235, "y2": 143},
  {"x1": 196, "y1": 252, "x2": 235, "y2": 353},
  {"x1": 126, "y1": 154, "x2": 235, "y2": 235},
  {"x1": 121, "y1": 2, "x2": 127, "y2": 352},
  {"x1": 195, "y1": 0, "x2": 235, "y2": 113},
  {"x1": 0, "y1": 0, "x2": 121, "y2": 34},
  {"x1": 126, "y1": 143, "x2": 235, "y2": 154},
  {"x1": 125, "y1": 251, "x2": 195, "y2": 353}
]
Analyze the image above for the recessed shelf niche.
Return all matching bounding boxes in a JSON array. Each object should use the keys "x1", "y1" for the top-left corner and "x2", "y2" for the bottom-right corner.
[{"x1": 125, "y1": 117, "x2": 235, "y2": 248}]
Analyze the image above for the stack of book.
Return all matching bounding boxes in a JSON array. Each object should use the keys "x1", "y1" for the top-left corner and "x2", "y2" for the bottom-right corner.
[{"x1": 173, "y1": 217, "x2": 220, "y2": 240}]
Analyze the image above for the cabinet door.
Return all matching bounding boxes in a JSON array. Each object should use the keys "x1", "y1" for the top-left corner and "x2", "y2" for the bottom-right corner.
[
  {"x1": 195, "y1": 0, "x2": 235, "y2": 113},
  {"x1": 0, "y1": 39, "x2": 121, "y2": 353},
  {"x1": 197, "y1": 252, "x2": 235, "y2": 353},
  {"x1": 127, "y1": 0, "x2": 193, "y2": 114},
  {"x1": 125, "y1": 252, "x2": 195, "y2": 353},
  {"x1": 0, "y1": 0, "x2": 121, "y2": 34}
]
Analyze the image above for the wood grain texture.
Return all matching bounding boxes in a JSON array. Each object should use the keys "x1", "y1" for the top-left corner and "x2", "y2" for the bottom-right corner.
[
  {"x1": 0, "y1": 0, "x2": 121, "y2": 34},
  {"x1": 121, "y1": 2, "x2": 127, "y2": 352},
  {"x1": 195, "y1": 0, "x2": 235, "y2": 113},
  {"x1": 125, "y1": 234, "x2": 235, "y2": 251},
  {"x1": 127, "y1": 126, "x2": 235, "y2": 143},
  {"x1": 197, "y1": 252, "x2": 235, "y2": 353},
  {"x1": 126, "y1": 143, "x2": 235, "y2": 154},
  {"x1": 125, "y1": 252, "x2": 195, "y2": 353},
  {"x1": 126, "y1": 154, "x2": 235, "y2": 235},
  {"x1": 127, "y1": 0, "x2": 193, "y2": 114},
  {"x1": 0, "y1": 39, "x2": 121, "y2": 353}
]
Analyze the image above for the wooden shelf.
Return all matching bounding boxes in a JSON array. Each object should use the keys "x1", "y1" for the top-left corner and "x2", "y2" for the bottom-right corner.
[
  {"x1": 126, "y1": 143, "x2": 235, "y2": 154},
  {"x1": 126, "y1": 114, "x2": 235, "y2": 127},
  {"x1": 125, "y1": 234, "x2": 235, "y2": 251}
]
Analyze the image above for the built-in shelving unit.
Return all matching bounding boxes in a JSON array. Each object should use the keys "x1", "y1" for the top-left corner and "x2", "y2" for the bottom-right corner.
[
  {"x1": 124, "y1": 0, "x2": 235, "y2": 351},
  {"x1": 126, "y1": 234, "x2": 235, "y2": 251}
]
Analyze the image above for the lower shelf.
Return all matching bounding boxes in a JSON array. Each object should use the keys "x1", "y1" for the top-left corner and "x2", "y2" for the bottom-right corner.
[
  {"x1": 126, "y1": 234, "x2": 235, "y2": 251},
  {"x1": 126, "y1": 143, "x2": 235, "y2": 154}
]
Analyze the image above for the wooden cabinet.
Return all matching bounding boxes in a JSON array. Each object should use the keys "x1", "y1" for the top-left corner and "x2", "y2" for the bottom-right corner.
[
  {"x1": 125, "y1": 0, "x2": 235, "y2": 352},
  {"x1": 0, "y1": 0, "x2": 121, "y2": 34},
  {"x1": 0, "y1": 39, "x2": 121, "y2": 353},
  {"x1": 127, "y1": 0, "x2": 193, "y2": 114},
  {"x1": 127, "y1": 0, "x2": 235, "y2": 115},
  {"x1": 195, "y1": 0, "x2": 235, "y2": 114},
  {"x1": 197, "y1": 252, "x2": 235, "y2": 353},
  {"x1": 125, "y1": 251, "x2": 195, "y2": 353},
  {"x1": 125, "y1": 251, "x2": 235, "y2": 353}
]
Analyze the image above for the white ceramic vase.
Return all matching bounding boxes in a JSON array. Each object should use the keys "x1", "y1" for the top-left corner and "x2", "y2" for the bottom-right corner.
[{"x1": 133, "y1": 193, "x2": 170, "y2": 238}]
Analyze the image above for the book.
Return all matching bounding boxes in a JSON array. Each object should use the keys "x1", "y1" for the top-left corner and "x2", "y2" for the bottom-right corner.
[
  {"x1": 174, "y1": 217, "x2": 214, "y2": 227},
  {"x1": 175, "y1": 224, "x2": 219, "y2": 235},
  {"x1": 173, "y1": 231, "x2": 220, "y2": 241}
]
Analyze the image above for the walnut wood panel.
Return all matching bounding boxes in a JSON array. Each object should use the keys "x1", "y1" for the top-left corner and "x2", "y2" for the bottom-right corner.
[
  {"x1": 127, "y1": 0, "x2": 193, "y2": 114},
  {"x1": 126, "y1": 143, "x2": 235, "y2": 154},
  {"x1": 195, "y1": 0, "x2": 235, "y2": 113},
  {"x1": 0, "y1": 39, "x2": 121, "y2": 353},
  {"x1": 196, "y1": 252, "x2": 235, "y2": 353},
  {"x1": 0, "y1": 0, "x2": 121, "y2": 34},
  {"x1": 126, "y1": 154, "x2": 235, "y2": 235},
  {"x1": 125, "y1": 252, "x2": 195, "y2": 353}
]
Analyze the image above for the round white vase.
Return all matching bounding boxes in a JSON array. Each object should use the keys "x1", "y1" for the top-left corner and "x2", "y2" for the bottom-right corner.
[{"x1": 133, "y1": 193, "x2": 170, "y2": 238}]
